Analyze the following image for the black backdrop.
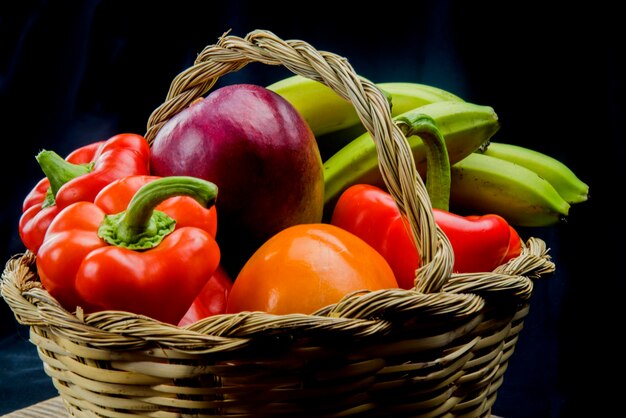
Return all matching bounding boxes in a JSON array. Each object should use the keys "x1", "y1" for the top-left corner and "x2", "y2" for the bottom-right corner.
[{"x1": 1, "y1": 1, "x2": 623, "y2": 417}]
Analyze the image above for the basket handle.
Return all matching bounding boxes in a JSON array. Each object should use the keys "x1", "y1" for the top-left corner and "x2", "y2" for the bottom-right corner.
[{"x1": 145, "y1": 30, "x2": 454, "y2": 293}]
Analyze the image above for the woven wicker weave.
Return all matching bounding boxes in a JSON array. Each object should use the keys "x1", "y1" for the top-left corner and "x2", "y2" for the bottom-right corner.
[{"x1": 2, "y1": 30, "x2": 555, "y2": 417}]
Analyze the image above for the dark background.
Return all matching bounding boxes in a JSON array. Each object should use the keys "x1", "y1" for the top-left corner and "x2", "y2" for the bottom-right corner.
[{"x1": 1, "y1": 1, "x2": 623, "y2": 417}]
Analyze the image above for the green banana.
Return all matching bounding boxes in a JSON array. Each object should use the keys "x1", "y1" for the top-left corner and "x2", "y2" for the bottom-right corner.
[
  {"x1": 267, "y1": 75, "x2": 362, "y2": 137},
  {"x1": 377, "y1": 82, "x2": 464, "y2": 115},
  {"x1": 313, "y1": 82, "x2": 465, "y2": 160},
  {"x1": 266, "y1": 75, "x2": 463, "y2": 137},
  {"x1": 479, "y1": 142, "x2": 589, "y2": 204},
  {"x1": 449, "y1": 153, "x2": 570, "y2": 227},
  {"x1": 323, "y1": 100, "x2": 499, "y2": 214}
]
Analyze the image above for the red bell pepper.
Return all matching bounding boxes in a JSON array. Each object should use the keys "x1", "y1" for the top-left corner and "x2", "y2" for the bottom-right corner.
[
  {"x1": 331, "y1": 184, "x2": 516, "y2": 289},
  {"x1": 502, "y1": 224, "x2": 522, "y2": 263},
  {"x1": 19, "y1": 134, "x2": 150, "y2": 253},
  {"x1": 36, "y1": 176, "x2": 220, "y2": 325},
  {"x1": 464, "y1": 215, "x2": 522, "y2": 264},
  {"x1": 178, "y1": 266, "x2": 232, "y2": 327},
  {"x1": 19, "y1": 141, "x2": 102, "y2": 254},
  {"x1": 330, "y1": 113, "x2": 521, "y2": 289},
  {"x1": 95, "y1": 175, "x2": 228, "y2": 325}
]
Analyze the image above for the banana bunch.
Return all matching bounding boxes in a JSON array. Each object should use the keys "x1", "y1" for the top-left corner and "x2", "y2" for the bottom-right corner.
[
  {"x1": 478, "y1": 142, "x2": 589, "y2": 205},
  {"x1": 449, "y1": 142, "x2": 589, "y2": 227},
  {"x1": 267, "y1": 75, "x2": 464, "y2": 136},
  {"x1": 267, "y1": 75, "x2": 464, "y2": 160},
  {"x1": 267, "y1": 76, "x2": 588, "y2": 227},
  {"x1": 323, "y1": 101, "x2": 499, "y2": 213}
]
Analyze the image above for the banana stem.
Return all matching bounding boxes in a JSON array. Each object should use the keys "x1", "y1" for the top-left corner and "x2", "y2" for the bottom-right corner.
[{"x1": 395, "y1": 114, "x2": 450, "y2": 211}]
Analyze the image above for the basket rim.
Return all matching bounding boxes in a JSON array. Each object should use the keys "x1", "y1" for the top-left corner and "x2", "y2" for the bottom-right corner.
[{"x1": 1, "y1": 235, "x2": 553, "y2": 353}]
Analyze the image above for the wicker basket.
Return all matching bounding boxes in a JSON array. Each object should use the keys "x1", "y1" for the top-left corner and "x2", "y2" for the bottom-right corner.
[{"x1": 2, "y1": 30, "x2": 555, "y2": 417}]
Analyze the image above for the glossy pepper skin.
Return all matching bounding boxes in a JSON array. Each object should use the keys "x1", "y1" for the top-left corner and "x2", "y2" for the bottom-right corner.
[
  {"x1": 466, "y1": 215, "x2": 522, "y2": 265},
  {"x1": 19, "y1": 134, "x2": 150, "y2": 253},
  {"x1": 19, "y1": 141, "x2": 101, "y2": 254},
  {"x1": 95, "y1": 175, "x2": 227, "y2": 325},
  {"x1": 507, "y1": 226, "x2": 522, "y2": 261},
  {"x1": 178, "y1": 266, "x2": 232, "y2": 327},
  {"x1": 36, "y1": 176, "x2": 220, "y2": 325},
  {"x1": 331, "y1": 184, "x2": 518, "y2": 289}
]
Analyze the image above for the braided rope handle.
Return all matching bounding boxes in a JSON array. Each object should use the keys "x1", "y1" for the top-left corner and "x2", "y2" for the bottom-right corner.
[{"x1": 145, "y1": 29, "x2": 453, "y2": 293}]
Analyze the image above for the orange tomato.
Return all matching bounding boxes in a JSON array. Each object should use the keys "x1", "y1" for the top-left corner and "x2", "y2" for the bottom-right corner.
[{"x1": 226, "y1": 224, "x2": 398, "y2": 315}]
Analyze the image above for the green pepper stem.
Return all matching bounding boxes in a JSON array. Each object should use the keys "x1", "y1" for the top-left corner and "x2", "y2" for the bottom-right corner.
[
  {"x1": 123, "y1": 176, "x2": 217, "y2": 233},
  {"x1": 36, "y1": 150, "x2": 94, "y2": 197},
  {"x1": 98, "y1": 176, "x2": 218, "y2": 250},
  {"x1": 395, "y1": 114, "x2": 450, "y2": 211}
]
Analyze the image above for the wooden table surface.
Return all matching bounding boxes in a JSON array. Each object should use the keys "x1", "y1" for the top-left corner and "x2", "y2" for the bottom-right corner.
[{"x1": 2, "y1": 397, "x2": 67, "y2": 417}]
